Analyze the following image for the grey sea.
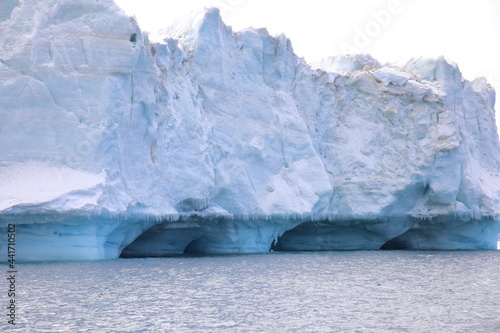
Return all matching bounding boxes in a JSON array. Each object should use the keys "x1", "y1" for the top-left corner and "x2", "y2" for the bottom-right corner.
[{"x1": 6, "y1": 250, "x2": 500, "y2": 332}]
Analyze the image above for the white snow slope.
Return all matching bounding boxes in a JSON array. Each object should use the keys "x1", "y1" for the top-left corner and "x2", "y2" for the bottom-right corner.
[{"x1": 1, "y1": 0, "x2": 499, "y2": 261}]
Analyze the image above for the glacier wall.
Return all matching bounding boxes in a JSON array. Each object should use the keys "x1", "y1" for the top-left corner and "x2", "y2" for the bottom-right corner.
[{"x1": 1, "y1": 0, "x2": 500, "y2": 261}]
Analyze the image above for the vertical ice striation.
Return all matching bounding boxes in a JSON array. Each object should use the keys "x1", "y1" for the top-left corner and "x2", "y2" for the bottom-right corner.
[{"x1": 1, "y1": 2, "x2": 499, "y2": 261}]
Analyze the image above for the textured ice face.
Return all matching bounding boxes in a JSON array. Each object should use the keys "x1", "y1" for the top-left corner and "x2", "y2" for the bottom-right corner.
[{"x1": 0, "y1": 2, "x2": 499, "y2": 261}]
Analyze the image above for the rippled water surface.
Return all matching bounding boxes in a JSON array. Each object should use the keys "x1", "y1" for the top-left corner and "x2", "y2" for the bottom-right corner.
[{"x1": 8, "y1": 251, "x2": 500, "y2": 332}]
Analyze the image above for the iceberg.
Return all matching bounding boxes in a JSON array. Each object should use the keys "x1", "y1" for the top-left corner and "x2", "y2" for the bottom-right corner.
[{"x1": 1, "y1": 0, "x2": 500, "y2": 261}]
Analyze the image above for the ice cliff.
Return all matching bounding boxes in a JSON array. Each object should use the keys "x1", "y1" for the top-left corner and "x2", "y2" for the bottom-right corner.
[{"x1": 1, "y1": 0, "x2": 500, "y2": 261}]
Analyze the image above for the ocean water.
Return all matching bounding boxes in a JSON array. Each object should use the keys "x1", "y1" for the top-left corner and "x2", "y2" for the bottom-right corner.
[{"x1": 7, "y1": 251, "x2": 500, "y2": 332}]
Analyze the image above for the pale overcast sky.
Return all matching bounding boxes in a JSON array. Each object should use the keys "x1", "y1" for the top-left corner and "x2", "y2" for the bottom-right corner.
[{"x1": 115, "y1": 0, "x2": 500, "y2": 114}]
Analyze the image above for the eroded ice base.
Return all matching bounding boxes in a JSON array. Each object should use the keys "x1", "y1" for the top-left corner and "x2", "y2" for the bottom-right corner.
[
  {"x1": 272, "y1": 217, "x2": 413, "y2": 251},
  {"x1": 0, "y1": 214, "x2": 158, "y2": 261},
  {"x1": 2, "y1": 214, "x2": 499, "y2": 262},
  {"x1": 121, "y1": 215, "x2": 499, "y2": 258},
  {"x1": 121, "y1": 216, "x2": 300, "y2": 257},
  {"x1": 382, "y1": 217, "x2": 500, "y2": 250}
]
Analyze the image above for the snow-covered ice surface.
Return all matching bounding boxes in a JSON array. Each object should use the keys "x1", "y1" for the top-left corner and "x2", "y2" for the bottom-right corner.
[{"x1": 1, "y1": 0, "x2": 500, "y2": 261}]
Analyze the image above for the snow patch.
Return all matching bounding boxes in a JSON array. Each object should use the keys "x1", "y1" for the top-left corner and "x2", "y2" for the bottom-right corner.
[{"x1": 0, "y1": 161, "x2": 105, "y2": 212}]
